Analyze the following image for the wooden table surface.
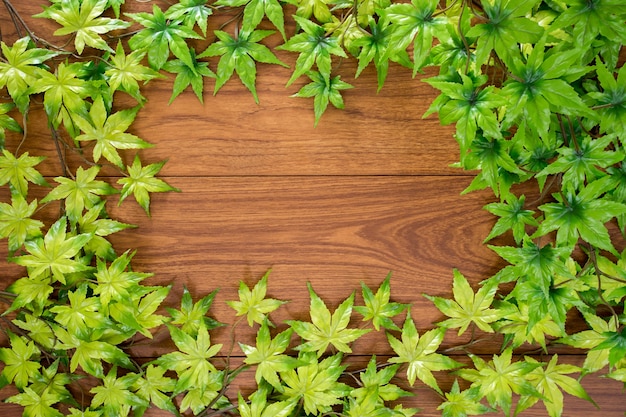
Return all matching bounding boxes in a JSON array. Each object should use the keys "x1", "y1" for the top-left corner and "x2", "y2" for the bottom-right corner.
[{"x1": 0, "y1": 2, "x2": 624, "y2": 416}]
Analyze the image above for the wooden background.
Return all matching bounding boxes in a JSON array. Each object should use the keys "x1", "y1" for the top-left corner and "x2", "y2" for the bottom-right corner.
[{"x1": 1, "y1": 1, "x2": 624, "y2": 416}]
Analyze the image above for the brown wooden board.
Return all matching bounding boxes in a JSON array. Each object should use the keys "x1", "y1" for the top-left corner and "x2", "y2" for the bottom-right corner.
[{"x1": 1, "y1": 1, "x2": 625, "y2": 416}]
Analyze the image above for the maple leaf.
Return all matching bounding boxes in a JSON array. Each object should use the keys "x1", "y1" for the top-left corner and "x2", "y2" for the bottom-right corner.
[
  {"x1": 154, "y1": 323, "x2": 223, "y2": 393},
  {"x1": 516, "y1": 355, "x2": 595, "y2": 417},
  {"x1": 351, "y1": 356, "x2": 412, "y2": 405},
  {"x1": 292, "y1": 71, "x2": 353, "y2": 127},
  {"x1": 280, "y1": 352, "x2": 351, "y2": 415},
  {"x1": 11, "y1": 217, "x2": 92, "y2": 284},
  {"x1": 588, "y1": 59, "x2": 626, "y2": 141},
  {"x1": 92, "y1": 250, "x2": 153, "y2": 308},
  {"x1": 132, "y1": 364, "x2": 177, "y2": 414},
  {"x1": 28, "y1": 61, "x2": 92, "y2": 137},
  {"x1": 162, "y1": 48, "x2": 215, "y2": 104},
  {"x1": 278, "y1": 15, "x2": 348, "y2": 86},
  {"x1": 78, "y1": 201, "x2": 136, "y2": 261},
  {"x1": 456, "y1": 348, "x2": 542, "y2": 416},
  {"x1": 6, "y1": 275, "x2": 54, "y2": 316},
  {"x1": 165, "y1": 0, "x2": 213, "y2": 36},
  {"x1": 166, "y1": 286, "x2": 222, "y2": 336},
  {"x1": 50, "y1": 283, "x2": 104, "y2": 339},
  {"x1": 105, "y1": 42, "x2": 163, "y2": 102},
  {"x1": 35, "y1": 0, "x2": 130, "y2": 54},
  {"x1": 238, "y1": 386, "x2": 296, "y2": 417},
  {"x1": 90, "y1": 367, "x2": 148, "y2": 416},
  {"x1": 0, "y1": 37, "x2": 58, "y2": 112},
  {"x1": 126, "y1": 5, "x2": 204, "y2": 70},
  {"x1": 117, "y1": 155, "x2": 180, "y2": 216},
  {"x1": 493, "y1": 301, "x2": 562, "y2": 352},
  {"x1": 109, "y1": 285, "x2": 170, "y2": 338},
  {"x1": 240, "y1": 319, "x2": 299, "y2": 390},
  {"x1": 5, "y1": 387, "x2": 63, "y2": 417},
  {"x1": 0, "y1": 149, "x2": 48, "y2": 197},
  {"x1": 354, "y1": 273, "x2": 408, "y2": 331},
  {"x1": 288, "y1": 283, "x2": 370, "y2": 356},
  {"x1": 75, "y1": 96, "x2": 153, "y2": 168},
  {"x1": 41, "y1": 165, "x2": 118, "y2": 222},
  {"x1": 557, "y1": 313, "x2": 620, "y2": 374},
  {"x1": 0, "y1": 331, "x2": 41, "y2": 389},
  {"x1": 227, "y1": 270, "x2": 287, "y2": 327},
  {"x1": 437, "y1": 379, "x2": 493, "y2": 417},
  {"x1": 198, "y1": 29, "x2": 287, "y2": 103},
  {"x1": 424, "y1": 269, "x2": 501, "y2": 335},
  {"x1": 483, "y1": 194, "x2": 538, "y2": 244},
  {"x1": 387, "y1": 312, "x2": 462, "y2": 393},
  {"x1": 0, "y1": 193, "x2": 44, "y2": 253}
]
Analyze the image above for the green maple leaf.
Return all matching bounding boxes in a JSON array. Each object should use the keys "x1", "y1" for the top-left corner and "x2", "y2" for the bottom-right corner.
[
  {"x1": 105, "y1": 42, "x2": 163, "y2": 103},
  {"x1": 178, "y1": 373, "x2": 223, "y2": 414},
  {"x1": 29, "y1": 360, "x2": 77, "y2": 405},
  {"x1": 6, "y1": 275, "x2": 54, "y2": 316},
  {"x1": 54, "y1": 325, "x2": 134, "y2": 377},
  {"x1": 456, "y1": 348, "x2": 541, "y2": 416},
  {"x1": 90, "y1": 367, "x2": 148, "y2": 417},
  {"x1": 154, "y1": 323, "x2": 223, "y2": 393},
  {"x1": 216, "y1": 0, "x2": 286, "y2": 39},
  {"x1": 387, "y1": 311, "x2": 461, "y2": 393},
  {"x1": 292, "y1": 71, "x2": 353, "y2": 126},
  {"x1": 437, "y1": 379, "x2": 493, "y2": 417},
  {"x1": 351, "y1": 356, "x2": 411, "y2": 404},
  {"x1": 494, "y1": 301, "x2": 563, "y2": 352},
  {"x1": 538, "y1": 134, "x2": 623, "y2": 190},
  {"x1": 12, "y1": 314, "x2": 56, "y2": 350},
  {"x1": 0, "y1": 331, "x2": 41, "y2": 389},
  {"x1": 6, "y1": 387, "x2": 63, "y2": 417},
  {"x1": 516, "y1": 355, "x2": 594, "y2": 417},
  {"x1": 162, "y1": 48, "x2": 215, "y2": 104},
  {"x1": 535, "y1": 177, "x2": 626, "y2": 254},
  {"x1": 588, "y1": 60, "x2": 626, "y2": 141},
  {"x1": 118, "y1": 155, "x2": 179, "y2": 215},
  {"x1": 75, "y1": 96, "x2": 152, "y2": 168},
  {"x1": 11, "y1": 217, "x2": 92, "y2": 284},
  {"x1": 0, "y1": 102, "x2": 23, "y2": 147},
  {"x1": 132, "y1": 364, "x2": 177, "y2": 414},
  {"x1": 78, "y1": 201, "x2": 137, "y2": 261},
  {"x1": 0, "y1": 37, "x2": 58, "y2": 112},
  {"x1": 227, "y1": 270, "x2": 287, "y2": 327},
  {"x1": 288, "y1": 283, "x2": 370, "y2": 356},
  {"x1": 109, "y1": 285, "x2": 170, "y2": 338},
  {"x1": 593, "y1": 328, "x2": 626, "y2": 368},
  {"x1": 483, "y1": 194, "x2": 538, "y2": 245},
  {"x1": 551, "y1": 0, "x2": 626, "y2": 46},
  {"x1": 35, "y1": 0, "x2": 130, "y2": 54},
  {"x1": 280, "y1": 352, "x2": 351, "y2": 415},
  {"x1": 240, "y1": 319, "x2": 299, "y2": 390},
  {"x1": 278, "y1": 15, "x2": 347, "y2": 86},
  {"x1": 425, "y1": 72, "x2": 507, "y2": 158},
  {"x1": 0, "y1": 149, "x2": 48, "y2": 197},
  {"x1": 424, "y1": 269, "x2": 500, "y2": 336},
  {"x1": 41, "y1": 165, "x2": 118, "y2": 222},
  {"x1": 0, "y1": 193, "x2": 44, "y2": 253},
  {"x1": 238, "y1": 389, "x2": 296, "y2": 417},
  {"x1": 490, "y1": 240, "x2": 577, "y2": 294},
  {"x1": 28, "y1": 61, "x2": 92, "y2": 137},
  {"x1": 466, "y1": 0, "x2": 543, "y2": 67},
  {"x1": 165, "y1": 0, "x2": 213, "y2": 36},
  {"x1": 166, "y1": 286, "x2": 222, "y2": 336},
  {"x1": 92, "y1": 250, "x2": 153, "y2": 308},
  {"x1": 50, "y1": 283, "x2": 105, "y2": 339},
  {"x1": 354, "y1": 273, "x2": 408, "y2": 331},
  {"x1": 352, "y1": 17, "x2": 404, "y2": 91},
  {"x1": 66, "y1": 407, "x2": 102, "y2": 417},
  {"x1": 198, "y1": 29, "x2": 287, "y2": 103},
  {"x1": 501, "y1": 37, "x2": 594, "y2": 140},
  {"x1": 557, "y1": 313, "x2": 619, "y2": 374},
  {"x1": 126, "y1": 5, "x2": 204, "y2": 70},
  {"x1": 382, "y1": 0, "x2": 448, "y2": 74}
]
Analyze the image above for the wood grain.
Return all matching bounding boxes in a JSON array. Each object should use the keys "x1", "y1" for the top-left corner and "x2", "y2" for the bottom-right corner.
[{"x1": 1, "y1": 1, "x2": 625, "y2": 416}]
